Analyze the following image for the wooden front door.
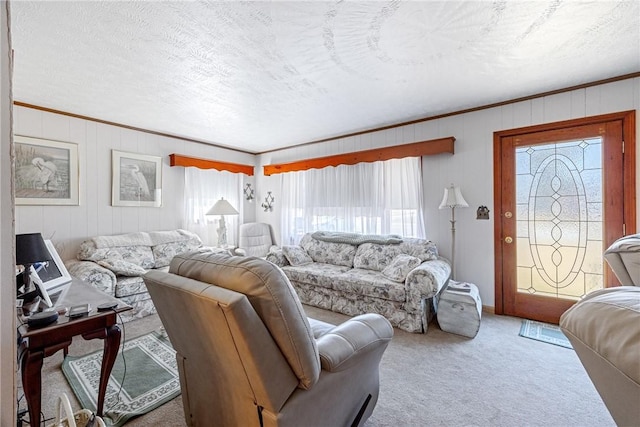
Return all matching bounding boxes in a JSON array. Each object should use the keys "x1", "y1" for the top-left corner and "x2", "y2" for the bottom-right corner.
[{"x1": 494, "y1": 111, "x2": 635, "y2": 323}]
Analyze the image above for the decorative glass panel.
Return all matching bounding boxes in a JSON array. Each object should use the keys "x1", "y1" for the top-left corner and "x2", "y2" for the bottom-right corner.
[{"x1": 515, "y1": 138, "x2": 603, "y2": 300}]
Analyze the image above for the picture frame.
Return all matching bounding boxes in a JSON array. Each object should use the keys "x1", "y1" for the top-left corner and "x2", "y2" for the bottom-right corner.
[
  {"x1": 14, "y1": 135, "x2": 79, "y2": 205},
  {"x1": 112, "y1": 150, "x2": 162, "y2": 207},
  {"x1": 33, "y1": 239, "x2": 72, "y2": 297}
]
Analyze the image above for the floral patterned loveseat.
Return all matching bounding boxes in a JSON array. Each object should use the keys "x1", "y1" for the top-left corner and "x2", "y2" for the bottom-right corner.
[
  {"x1": 266, "y1": 232, "x2": 451, "y2": 333},
  {"x1": 65, "y1": 229, "x2": 210, "y2": 322}
]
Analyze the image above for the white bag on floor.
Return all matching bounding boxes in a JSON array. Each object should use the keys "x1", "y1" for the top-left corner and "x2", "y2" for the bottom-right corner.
[{"x1": 49, "y1": 393, "x2": 106, "y2": 427}]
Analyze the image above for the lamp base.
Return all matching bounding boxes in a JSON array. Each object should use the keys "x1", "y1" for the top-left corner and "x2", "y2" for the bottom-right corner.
[{"x1": 217, "y1": 215, "x2": 228, "y2": 247}]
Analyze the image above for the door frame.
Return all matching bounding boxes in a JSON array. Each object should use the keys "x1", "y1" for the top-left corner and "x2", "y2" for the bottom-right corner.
[{"x1": 493, "y1": 110, "x2": 636, "y2": 317}]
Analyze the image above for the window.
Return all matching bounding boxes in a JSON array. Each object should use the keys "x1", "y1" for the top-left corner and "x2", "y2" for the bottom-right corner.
[
  {"x1": 183, "y1": 167, "x2": 242, "y2": 246},
  {"x1": 280, "y1": 157, "x2": 425, "y2": 244}
]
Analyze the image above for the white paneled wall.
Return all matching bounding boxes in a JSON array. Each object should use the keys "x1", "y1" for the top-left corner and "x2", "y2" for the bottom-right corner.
[
  {"x1": 257, "y1": 77, "x2": 640, "y2": 308},
  {"x1": 14, "y1": 105, "x2": 256, "y2": 260},
  {"x1": 13, "y1": 78, "x2": 640, "y2": 308}
]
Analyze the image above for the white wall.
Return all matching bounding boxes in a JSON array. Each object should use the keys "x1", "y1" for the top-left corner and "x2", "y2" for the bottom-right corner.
[
  {"x1": 257, "y1": 77, "x2": 640, "y2": 308},
  {"x1": 1, "y1": 1, "x2": 16, "y2": 424},
  {"x1": 12, "y1": 78, "x2": 640, "y2": 309},
  {"x1": 13, "y1": 105, "x2": 257, "y2": 259}
]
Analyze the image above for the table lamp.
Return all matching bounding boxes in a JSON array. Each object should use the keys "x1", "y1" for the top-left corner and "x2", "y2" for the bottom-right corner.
[
  {"x1": 16, "y1": 233, "x2": 52, "y2": 301},
  {"x1": 207, "y1": 198, "x2": 239, "y2": 246}
]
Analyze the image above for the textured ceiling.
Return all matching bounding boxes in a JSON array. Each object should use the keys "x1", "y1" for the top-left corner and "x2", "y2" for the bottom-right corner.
[{"x1": 10, "y1": 1, "x2": 640, "y2": 153}]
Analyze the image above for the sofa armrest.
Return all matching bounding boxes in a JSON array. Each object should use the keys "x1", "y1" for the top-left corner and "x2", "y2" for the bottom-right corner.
[
  {"x1": 64, "y1": 259, "x2": 117, "y2": 296},
  {"x1": 316, "y1": 313, "x2": 393, "y2": 372},
  {"x1": 404, "y1": 257, "x2": 451, "y2": 311}
]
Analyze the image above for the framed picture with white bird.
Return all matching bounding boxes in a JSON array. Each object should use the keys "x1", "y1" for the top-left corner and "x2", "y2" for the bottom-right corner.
[
  {"x1": 112, "y1": 150, "x2": 162, "y2": 207},
  {"x1": 15, "y1": 135, "x2": 79, "y2": 205}
]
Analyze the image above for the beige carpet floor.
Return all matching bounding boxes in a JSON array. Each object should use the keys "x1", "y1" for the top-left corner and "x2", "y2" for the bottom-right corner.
[{"x1": 22, "y1": 307, "x2": 614, "y2": 426}]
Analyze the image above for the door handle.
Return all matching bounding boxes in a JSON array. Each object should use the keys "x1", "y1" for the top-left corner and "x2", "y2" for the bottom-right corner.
[{"x1": 504, "y1": 236, "x2": 513, "y2": 244}]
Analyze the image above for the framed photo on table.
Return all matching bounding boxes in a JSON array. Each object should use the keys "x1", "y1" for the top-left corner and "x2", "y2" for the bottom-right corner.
[
  {"x1": 14, "y1": 135, "x2": 79, "y2": 206},
  {"x1": 112, "y1": 150, "x2": 162, "y2": 207},
  {"x1": 33, "y1": 240, "x2": 72, "y2": 297}
]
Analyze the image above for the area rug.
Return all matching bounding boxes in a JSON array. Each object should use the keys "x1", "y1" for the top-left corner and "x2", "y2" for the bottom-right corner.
[
  {"x1": 519, "y1": 319, "x2": 573, "y2": 349},
  {"x1": 62, "y1": 330, "x2": 180, "y2": 427}
]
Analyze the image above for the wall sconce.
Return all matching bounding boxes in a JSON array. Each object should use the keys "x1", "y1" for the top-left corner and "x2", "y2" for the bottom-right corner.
[
  {"x1": 476, "y1": 206, "x2": 490, "y2": 220},
  {"x1": 261, "y1": 191, "x2": 274, "y2": 212},
  {"x1": 244, "y1": 183, "x2": 254, "y2": 202}
]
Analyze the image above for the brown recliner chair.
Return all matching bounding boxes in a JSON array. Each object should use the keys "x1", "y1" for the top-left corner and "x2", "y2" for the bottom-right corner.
[
  {"x1": 603, "y1": 232, "x2": 640, "y2": 286},
  {"x1": 144, "y1": 251, "x2": 393, "y2": 427},
  {"x1": 560, "y1": 234, "x2": 640, "y2": 427}
]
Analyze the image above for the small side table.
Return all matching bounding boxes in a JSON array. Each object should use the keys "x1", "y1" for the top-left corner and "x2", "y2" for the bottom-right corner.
[
  {"x1": 17, "y1": 278, "x2": 131, "y2": 426},
  {"x1": 437, "y1": 281, "x2": 482, "y2": 338}
]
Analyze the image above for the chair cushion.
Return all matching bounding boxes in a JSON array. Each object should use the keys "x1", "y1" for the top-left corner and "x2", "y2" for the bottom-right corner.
[
  {"x1": 239, "y1": 222, "x2": 275, "y2": 258},
  {"x1": 169, "y1": 251, "x2": 321, "y2": 390}
]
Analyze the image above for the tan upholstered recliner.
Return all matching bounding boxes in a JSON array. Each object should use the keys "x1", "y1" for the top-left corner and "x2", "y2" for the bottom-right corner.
[
  {"x1": 144, "y1": 251, "x2": 393, "y2": 427},
  {"x1": 560, "y1": 234, "x2": 640, "y2": 426},
  {"x1": 236, "y1": 222, "x2": 277, "y2": 257},
  {"x1": 603, "y1": 233, "x2": 640, "y2": 286}
]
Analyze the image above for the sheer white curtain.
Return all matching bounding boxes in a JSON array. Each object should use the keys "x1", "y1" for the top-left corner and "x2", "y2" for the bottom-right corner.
[
  {"x1": 183, "y1": 168, "x2": 243, "y2": 246},
  {"x1": 280, "y1": 157, "x2": 425, "y2": 245}
]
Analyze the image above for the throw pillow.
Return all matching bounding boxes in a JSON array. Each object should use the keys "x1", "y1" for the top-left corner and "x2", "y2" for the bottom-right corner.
[
  {"x1": 381, "y1": 254, "x2": 421, "y2": 282},
  {"x1": 97, "y1": 260, "x2": 147, "y2": 276},
  {"x1": 282, "y1": 246, "x2": 314, "y2": 266}
]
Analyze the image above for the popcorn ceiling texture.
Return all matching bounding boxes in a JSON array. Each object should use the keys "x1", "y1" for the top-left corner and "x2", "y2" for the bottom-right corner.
[{"x1": 10, "y1": 1, "x2": 640, "y2": 152}]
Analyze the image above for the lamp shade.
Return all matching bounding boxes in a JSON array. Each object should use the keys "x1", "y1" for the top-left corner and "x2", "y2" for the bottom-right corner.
[
  {"x1": 16, "y1": 233, "x2": 51, "y2": 265},
  {"x1": 207, "y1": 198, "x2": 239, "y2": 216},
  {"x1": 439, "y1": 185, "x2": 469, "y2": 209}
]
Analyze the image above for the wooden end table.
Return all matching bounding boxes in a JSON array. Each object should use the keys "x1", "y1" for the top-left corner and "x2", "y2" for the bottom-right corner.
[{"x1": 17, "y1": 278, "x2": 131, "y2": 426}]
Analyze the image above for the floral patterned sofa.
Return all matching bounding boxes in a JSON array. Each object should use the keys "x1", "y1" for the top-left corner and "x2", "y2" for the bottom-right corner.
[
  {"x1": 266, "y1": 232, "x2": 451, "y2": 333},
  {"x1": 65, "y1": 229, "x2": 212, "y2": 322}
]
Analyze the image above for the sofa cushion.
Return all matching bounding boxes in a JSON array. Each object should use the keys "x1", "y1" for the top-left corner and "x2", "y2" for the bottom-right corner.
[
  {"x1": 353, "y1": 243, "x2": 400, "y2": 271},
  {"x1": 77, "y1": 231, "x2": 156, "y2": 269},
  {"x1": 282, "y1": 245, "x2": 314, "y2": 266},
  {"x1": 266, "y1": 247, "x2": 289, "y2": 267},
  {"x1": 300, "y1": 234, "x2": 357, "y2": 267},
  {"x1": 282, "y1": 263, "x2": 351, "y2": 289},
  {"x1": 399, "y1": 238, "x2": 439, "y2": 261},
  {"x1": 82, "y1": 246, "x2": 156, "y2": 270},
  {"x1": 115, "y1": 276, "x2": 148, "y2": 298},
  {"x1": 353, "y1": 239, "x2": 438, "y2": 271},
  {"x1": 150, "y1": 229, "x2": 203, "y2": 268},
  {"x1": 98, "y1": 259, "x2": 147, "y2": 277},
  {"x1": 333, "y1": 268, "x2": 406, "y2": 302},
  {"x1": 114, "y1": 265, "x2": 169, "y2": 297},
  {"x1": 381, "y1": 254, "x2": 422, "y2": 282}
]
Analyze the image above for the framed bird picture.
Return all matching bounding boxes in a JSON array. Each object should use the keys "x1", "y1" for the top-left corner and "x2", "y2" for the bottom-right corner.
[
  {"x1": 15, "y1": 135, "x2": 79, "y2": 205},
  {"x1": 112, "y1": 150, "x2": 162, "y2": 207}
]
